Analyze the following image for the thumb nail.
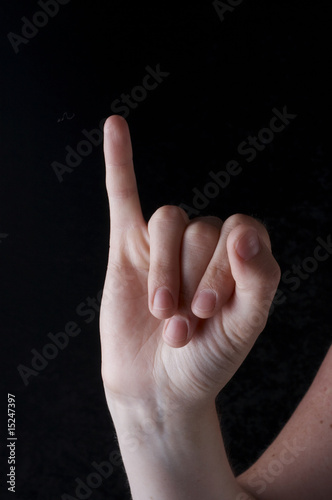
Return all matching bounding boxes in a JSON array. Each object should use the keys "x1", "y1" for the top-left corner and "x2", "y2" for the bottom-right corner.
[{"x1": 236, "y1": 229, "x2": 260, "y2": 261}]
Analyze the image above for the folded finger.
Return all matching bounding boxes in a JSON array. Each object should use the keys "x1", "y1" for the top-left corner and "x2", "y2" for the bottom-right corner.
[
  {"x1": 224, "y1": 223, "x2": 281, "y2": 341},
  {"x1": 148, "y1": 206, "x2": 189, "y2": 319},
  {"x1": 163, "y1": 217, "x2": 222, "y2": 347},
  {"x1": 191, "y1": 214, "x2": 272, "y2": 319}
]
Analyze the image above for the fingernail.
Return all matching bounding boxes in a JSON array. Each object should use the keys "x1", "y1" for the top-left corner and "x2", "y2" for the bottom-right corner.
[
  {"x1": 236, "y1": 229, "x2": 260, "y2": 261},
  {"x1": 153, "y1": 288, "x2": 174, "y2": 311},
  {"x1": 164, "y1": 318, "x2": 188, "y2": 344},
  {"x1": 193, "y1": 289, "x2": 216, "y2": 314}
]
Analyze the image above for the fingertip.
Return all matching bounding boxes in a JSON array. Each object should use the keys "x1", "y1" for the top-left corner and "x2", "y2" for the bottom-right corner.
[
  {"x1": 163, "y1": 317, "x2": 190, "y2": 348},
  {"x1": 103, "y1": 116, "x2": 133, "y2": 182},
  {"x1": 227, "y1": 224, "x2": 281, "y2": 297},
  {"x1": 149, "y1": 288, "x2": 176, "y2": 320},
  {"x1": 104, "y1": 114, "x2": 127, "y2": 132},
  {"x1": 235, "y1": 228, "x2": 261, "y2": 261},
  {"x1": 227, "y1": 224, "x2": 266, "y2": 263},
  {"x1": 103, "y1": 115, "x2": 131, "y2": 158},
  {"x1": 191, "y1": 289, "x2": 217, "y2": 319}
]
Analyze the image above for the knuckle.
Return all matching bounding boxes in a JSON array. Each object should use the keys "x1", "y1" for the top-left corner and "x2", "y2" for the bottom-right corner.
[
  {"x1": 224, "y1": 213, "x2": 250, "y2": 228},
  {"x1": 270, "y1": 259, "x2": 282, "y2": 288},
  {"x1": 151, "y1": 261, "x2": 177, "y2": 276},
  {"x1": 206, "y1": 262, "x2": 230, "y2": 286},
  {"x1": 149, "y1": 263, "x2": 178, "y2": 286},
  {"x1": 108, "y1": 185, "x2": 137, "y2": 200},
  {"x1": 255, "y1": 259, "x2": 281, "y2": 297},
  {"x1": 194, "y1": 215, "x2": 223, "y2": 228},
  {"x1": 149, "y1": 205, "x2": 188, "y2": 227},
  {"x1": 225, "y1": 214, "x2": 271, "y2": 244},
  {"x1": 184, "y1": 220, "x2": 219, "y2": 250}
]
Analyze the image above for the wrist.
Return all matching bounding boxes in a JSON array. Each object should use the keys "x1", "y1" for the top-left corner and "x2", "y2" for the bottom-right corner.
[
  {"x1": 105, "y1": 390, "x2": 251, "y2": 500},
  {"x1": 106, "y1": 387, "x2": 215, "y2": 452}
]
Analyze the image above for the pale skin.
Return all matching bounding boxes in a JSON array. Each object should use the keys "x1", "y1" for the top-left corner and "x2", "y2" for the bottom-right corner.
[{"x1": 99, "y1": 115, "x2": 332, "y2": 499}]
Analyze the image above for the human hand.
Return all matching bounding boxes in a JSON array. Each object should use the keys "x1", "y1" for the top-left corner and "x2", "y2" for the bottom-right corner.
[{"x1": 99, "y1": 115, "x2": 280, "y2": 413}]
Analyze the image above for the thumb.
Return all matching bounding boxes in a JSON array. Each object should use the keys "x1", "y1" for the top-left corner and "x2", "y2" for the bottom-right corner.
[{"x1": 225, "y1": 224, "x2": 281, "y2": 344}]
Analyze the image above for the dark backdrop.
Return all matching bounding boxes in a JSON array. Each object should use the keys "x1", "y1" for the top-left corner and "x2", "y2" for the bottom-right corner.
[{"x1": 0, "y1": 1, "x2": 331, "y2": 499}]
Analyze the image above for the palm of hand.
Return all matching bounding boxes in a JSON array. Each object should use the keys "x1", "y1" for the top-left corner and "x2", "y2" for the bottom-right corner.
[{"x1": 100, "y1": 228, "x2": 230, "y2": 407}]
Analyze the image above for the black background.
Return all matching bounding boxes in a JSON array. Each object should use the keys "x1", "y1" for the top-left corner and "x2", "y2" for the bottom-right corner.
[{"x1": 0, "y1": 1, "x2": 331, "y2": 499}]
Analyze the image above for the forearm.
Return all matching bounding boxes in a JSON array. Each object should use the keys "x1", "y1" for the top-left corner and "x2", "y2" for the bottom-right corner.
[
  {"x1": 107, "y1": 392, "x2": 255, "y2": 500},
  {"x1": 237, "y1": 345, "x2": 332, "y2": 499}
]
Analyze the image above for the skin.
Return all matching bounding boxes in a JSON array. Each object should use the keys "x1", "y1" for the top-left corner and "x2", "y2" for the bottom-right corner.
[
  {"x1": 238, "y1": 345, "x2": 332, "y2": 499},
  {"x1": 99, "y1": 115, "x2": 332, "y2": 499}
]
